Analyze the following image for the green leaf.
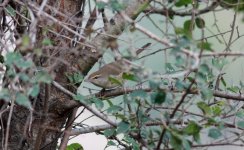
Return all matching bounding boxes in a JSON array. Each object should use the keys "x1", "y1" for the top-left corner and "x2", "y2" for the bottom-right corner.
[
  {"x1": 220, "y1": 77, "x2": 227, "y2": 87},
  {"x1": 197, "y1": 101, "x2": 211, "y2": 115},
  {"x1": 137, "y1": 109, "x2": 149, "y2": 123},
  {"x1": 151, "y1": 90, "x2": 166, "y2": 104},
  {"x1": 193, "y1": 132, "x2": 200, "y2": 143},
  {"x1": 18, "y1": 73, "x2": 30, "y2": 81},
  {"x1": 172, "y1": 37, "x2": 191, "y2": 52},
  {"x1": 211, "y1": 105, "x2": 222, "y2": 116},
  {"x1": 107, "y1": 141, "x2": 116, "y2": 146},
  {"x1": 195, "y1": 17, "x2": 205, "y2": 28},
  {"x1": 117, "y1": 121, "x2": 130, "y2": 134},
  {"x1": 114, "y1": 113, "x2": 127, "y2": 120},
  {"x1": 34, "y1": 48, "x2": 42, "y2": 56},
  {"x1": 236, "y1": 110, "x2": 244, "y2": 118},
  {"x1": 169, "y1": 131, "x2": 183, "y2": 150},
  {"x1": 237, "y1": 121, "x2": 244, "y2": 128},
  {"x1": 6, "y1": 67, "x2": 16, "y2": 78},
  {"x1": 140, "y1": 128, "x2": 149, "y2": 139},
  {"x1": 108, "y1": 76, "x2": 123, "y2": 86},
  {"x1": 107, "y1": 105, "x2": 123, "y2": 114},
  {"x1": 0, "y1": 89, "x2": 11, "y2": 102},
  {"x1": 199, "y1": 64, "x2": 210, "y2": 73},
  {"x1": 182, "y1": 139, "x2": 191, "y2": 150},
  {"x1": 175, "y1": 0, "x2": 192, "y2": 7},
  {"x1": 5, "y1": 52, "x2": 22, "y2": 66},
  {"x1": 208, "y1": 128, "x2": 222, "y2": 139},
  {"x1": 165, "y1": 63, "x2": 175, "y2": 73},
  {"x1": 175, "y1": 79, "x2": 189, "y2": 90},
  {"x1": 183, "y1": 19, "x2": 195, "y2": 38},
  {"x1": 175, "y1": 27, "x2": 185, "y2": 35},
  {"x1": 66, "y1": 72, "x2": 84, "y2": 84},
  {"x1": 169, "y1": 13, "x2": 174, "y2": 20},
  {"x1": 227, "y1": 86, "x2": 239, "y2": 93},
  {"x1": 16, "y1": 93, "x2": 31, "y2": 108},
  {"x1": 183, "y1": 121, "x2": 202, "y2": 135},
  {"x1": 207, "y1": 118, "x2": 217, "y2": 125},
  {"x1": 175, "y1": 55, "x2": 185, "y2": 67},
  {"x1": 197, "y1": 64, "x2": 214, "y2": 84},
  {"x1": 132, "y1": 142, "x2": 140, "y2": 150},
  {"x1": 216, "y1": 100, "x2": 225, "y2": 106},
  {"x1": 96, "y1": 2, "x2": 107, "y2": 10},
  {"x1": 130, "y1": 90, "x2": 147, "y2": 99},
  {"x1": 149, "y1": 80, "x2": 159, "y2": 89},
  {"x1": 73, "y1": 94, "x2": 86, "y2": 103},
  {"x1": 106, "y1": 99, "x2": 113, "y2": 107},
  {"x1": 22, "y1": 35, "x2": 30, "y2": 47},
  {"x1": 197, "y1": 42, "x2": 212, "y2": 51},
  {"x1": 66, "y1": 143, "x2": 83, "y2": 150},
  {"x1": 33, "y1": 71, "x2": 52, "y2": 83},
  {"x1": 212, "y1": 58, "x2": 228, "y2": 70},
  {"x1": 122, "y1": 72, "x2": 138, "y2": 82},
  {"x1": 16, "y1": 60, "x2": 33, "y2": 69},
  {"x1": 200, "y1": 87, "x2": 213, "y2": 100},
  {"x1": 104, "y1": 129, "x2": 116, "y2": 138},
  {"x1": 28, "y1": 84, "x2": 40, "y2": 97},
  {"x1": 124, "y1": 135, "x2": 140, "y2": 150},
  {"x1": 109, "y1": 0, "x2": 124, "y2": 12},
  {"x1": 184, "y1": 20, "x2": 192, "y2": 31},
  {"x1": 5, "y1": 5, "x2": 16, "y2": 16},
  {"x1": 0, "y1": 54, "x2": 4, "y2": 63},
  {"x1": 241, "y1": 81, "x2": 244, "y2": 89},
  {"x1": 42, "y1": 38, "x2": 53, "y2": 46},
  {"x1": 92, "y1": 98, "x2": 104, "y2": 110}
]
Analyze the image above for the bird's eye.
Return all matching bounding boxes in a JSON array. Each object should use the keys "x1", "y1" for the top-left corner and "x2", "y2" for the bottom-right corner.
[{"x1": 92, "y1": 75, "x2": 101, "y2": 80}]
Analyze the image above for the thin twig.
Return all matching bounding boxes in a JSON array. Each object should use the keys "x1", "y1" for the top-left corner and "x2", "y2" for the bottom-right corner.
[
  {"x1": 225, "y1": 9, "x2": 238, "y2": 51},
  {"x1": 89, "y1": 83, "x2": 244, "y2": 102},
  {"x1": 4, "y1": 98, "x2": 14, "y2": 150},
  {"x1": 70, "y1": 120, "x2": 168, "y2": 135},
  {"x1": 0, "y1": 107, "x2": 10, "y2": 149},
  {"x1": 156, "y1": 81, "x2": 195, "y2": 150},
  {"x1": 14, "y1": 0, "x2": 85, "y2": 40},
  {"x1": 59, "y1": 107, "x2": 78, "y2": 150}
]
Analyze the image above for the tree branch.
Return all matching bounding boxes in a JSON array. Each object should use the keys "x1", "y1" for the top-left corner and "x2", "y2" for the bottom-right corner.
[
  {"x1": 92, "y1": 85, "x2": 244, "y2": 102},
  {"x1": 59, "y1": 107, "x2": 78, "y2": 150},
  {"x1": 52, "y1": 81, "x2": 117, "y2": 127},
  {"x1": 144, "y1": 1, "x2": 220, "y2": 17}
]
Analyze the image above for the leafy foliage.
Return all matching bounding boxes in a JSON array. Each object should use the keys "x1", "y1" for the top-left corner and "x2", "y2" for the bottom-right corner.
[
  {"x1": 66, "y1": 143, "x2": 83, "y2": 150},
  {"x1": 1, "y1": 51, "x2": 53, "y2": 108},
  {"x1": 96, "y1": 0, "x2": 125, "y2": 12},
  {"x1": 2, "y1": 0, "x2": 244, "y2": 149}
]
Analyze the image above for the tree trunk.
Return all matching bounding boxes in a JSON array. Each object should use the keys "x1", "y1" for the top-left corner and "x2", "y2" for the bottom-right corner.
[{"x1": 0, "y1": 0, "x2": 82, "y2": 149}]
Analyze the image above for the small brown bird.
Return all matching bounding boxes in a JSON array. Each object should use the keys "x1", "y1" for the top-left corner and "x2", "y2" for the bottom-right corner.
[
  {"x1": 86, "y1": 59, "x2": 131, "y2": 89},
  {"x1": 86, "y1": 43, "x2": 151, "y2": 89}
]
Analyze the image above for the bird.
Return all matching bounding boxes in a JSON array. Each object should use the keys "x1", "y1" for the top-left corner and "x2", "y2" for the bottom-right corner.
[
  {"x1": 85, "y1": 43, "x2": 151, "y2": 89},
  {"x1": 86, "y1": 59, "x2": 131, "y2": 89}
]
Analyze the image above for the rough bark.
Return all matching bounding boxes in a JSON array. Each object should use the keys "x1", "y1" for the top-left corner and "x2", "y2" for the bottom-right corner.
[{"x1": 1, "y1": 0, "x2": 82, "y2": 149}]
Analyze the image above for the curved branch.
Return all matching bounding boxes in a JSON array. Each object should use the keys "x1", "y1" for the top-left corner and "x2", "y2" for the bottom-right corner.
[
  {"x1": 144, "y1": 1, "x2": 220, "y2": 17},
  {"x1": 92, "y1": 85, "x2": 244, "y2": 102}
]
